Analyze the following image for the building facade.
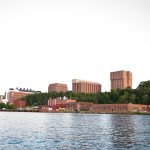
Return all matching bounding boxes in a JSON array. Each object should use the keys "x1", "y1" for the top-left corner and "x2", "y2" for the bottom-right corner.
[
  {"x1": 48, "y1": 83, "x2": 68, "y2": 93},
  {"x1": 72, "y1": 79, "x2": 101, "y2": 93},
  {"x1": 90, "y1": 103, "x2": 150, "y2": 113},
  {"x1": 7, "y1": 88, "x2": 38, "y2": 108},
  {"x1": 76, "y1": 102, "x2": 94, "y2": 111},
  {"x1": 40, "y1": 101, "x2": 150, "y2": 113},
  {"x1": 110, "y1": 70, "x2": 132, "y2": 90},
  {"x1": 47, "y1": 99, "x2": 76, "y2": 111}
]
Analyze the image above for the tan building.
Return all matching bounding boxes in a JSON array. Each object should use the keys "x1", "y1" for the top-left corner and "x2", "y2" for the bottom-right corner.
[
  {"x1": 0, "y1": 95, "x2": 3, "y2": 103},
  {"x1": 72, "y1": 79, "x2": 101, "y2": 93},
  {"x1": 48, "y1": 83, "x2": 68, "y2": 93},
  {"x1": 110, "y1": 70, "x2": 132, "y2": 90}
]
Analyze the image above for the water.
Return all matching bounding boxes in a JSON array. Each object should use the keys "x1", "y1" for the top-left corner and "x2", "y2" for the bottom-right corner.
[{"x1": 0, "y1": 112, "x2": 150, "y2": 150}]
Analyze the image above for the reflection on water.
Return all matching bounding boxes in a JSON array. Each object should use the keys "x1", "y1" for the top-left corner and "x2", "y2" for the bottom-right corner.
[
  {"x1": 0, "y1": 112, "x2": 150, "y2": 150},
  {"x1": 110, "y1": 115, "x2": 150, "y2": 149},
  {"x1": 110, "y1": 115, "x2": 136, "y2": 149}
]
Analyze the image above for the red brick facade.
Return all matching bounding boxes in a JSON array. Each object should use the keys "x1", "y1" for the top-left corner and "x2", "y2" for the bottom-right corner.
[
  {"x1": 72, "y1": 79, "x2": 101, "y2": 93},
  {"x1": 90, "y1": 104, "x2": 150, "y2": 113},
  {"x1": 42, "y1": 99, "x2": 150, "y2": 113},
  {"x1": 48, "y1": 83, "x2": 68, "y2": 93},
  {"x1": 47, "y1": 99, "x2": 76, "y2": 111},
  {"x1": 13, "y1": 100, "x2": 26, "y2": 108},
  {"x1": 110, "y1": 70, "x2": 132, "y2": 90},
  {"x1": 8, "y1": 90, "x2": 33, "y2": 108},
  {"x1": 76, "y1": 102, "x2": 94, "y2": 111}
]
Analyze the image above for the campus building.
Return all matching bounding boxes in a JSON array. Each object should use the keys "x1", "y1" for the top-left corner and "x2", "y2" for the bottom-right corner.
[
  {"x1": 47, "y1": 99, "x2": 76, "y2": 111},
  {"x1": 72, "y1": 79, "x2": 101, "y2": 93},
  {"x1": 48, "y1": 83, "x2": 68, "y2": 93},
  {"x1": 7, "y1": 88, "x2": 40, "y2": 108},
  {"x1": 76, "y1": 102, "x2": 94, "y2": 111},
  {"x1": 90, "y1": 103, "x2": 150, "y2": 113},
  {"x1": 110, "y1": 70, "x2": 132, "y2": 90}
]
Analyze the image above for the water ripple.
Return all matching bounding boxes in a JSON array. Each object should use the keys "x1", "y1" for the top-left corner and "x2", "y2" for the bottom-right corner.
[{"x1": 0, "y1": 112, "x2": 150, "y2": 149}]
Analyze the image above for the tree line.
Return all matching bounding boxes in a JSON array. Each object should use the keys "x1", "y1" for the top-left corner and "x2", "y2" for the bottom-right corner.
[
  {"x1": 23, "y1": 80, "x2": 150, "y2": 106},
  {"x1": 0, "y1": 102, "x2": 16, "y2": 110}
]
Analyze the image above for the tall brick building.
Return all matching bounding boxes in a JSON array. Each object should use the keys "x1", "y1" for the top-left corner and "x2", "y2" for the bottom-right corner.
[
  {"x1": 48, "y1": 83, "x2": 68, "y2": 93},
  {"x1": 72, "y1": 79, "x2": 101, "y2": 93},
  {"x1": 110, "y1": 70, "x2": 132, "y2": 90}
]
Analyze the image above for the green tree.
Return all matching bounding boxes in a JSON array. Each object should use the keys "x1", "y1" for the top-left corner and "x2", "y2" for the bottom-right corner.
[
  {"x1": 118, "y1": 95, "x2": 128, "y2": 103},
  {"x1": 0, "y1": 103, "x2": 6, "y2": 109},
  {"x1": 142, "y1": 94, "x2": 149, "y2": 105},
  {"x1": 129, "y1": 94, "x2": 136, "y2": 104},
  {"x1": 6, "y1": 103, "x2": 16, "y2": 109}
]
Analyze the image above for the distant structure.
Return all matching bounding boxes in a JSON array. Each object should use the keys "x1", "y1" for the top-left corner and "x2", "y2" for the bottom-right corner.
[
  {"x1": 48, "y1": 83, "x2": 68, "y2": 93},
  {"x1": 0, "y1": 94, "x2": 8, "y2": 104},
  {"x1": 15, "y1": 87, "x2": 41, "y2": 93},
  {"x1": 7, "y1": 88, "x2": 40, "y2": 108},
  {"x1": 72, "y1": 79, "x2": 101, "y2": 93},
  {"x1": 110, "y1": 70, "x2": 132, "y2": 90},
  {"x1": 0, "y1": 95, "x2": 3, "y2": 103}
]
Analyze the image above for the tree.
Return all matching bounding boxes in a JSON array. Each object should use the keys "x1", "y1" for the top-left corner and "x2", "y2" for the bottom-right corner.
[
  {"x1": 6, "y1": 103, "x2": 16, "y2": 109},
  {"x1": 0, "y1": 103, "x2": 6, "y2": 109},
  {"x1": 22, "y1": 81, "x2": 150, "y2": 106},
  {"x1": 137, "y1": 80, "x2": 150, "y2": 89},
  {"x1": 118, "y1": 95, "x2": 128, "y2": 103},
  {"x1": 142, "y1": 94, "x2": 149, "y2": 105},
  {"x1": 129, "y1": 94, "x2": 136, "y2": 104},
  {"x1": 110, "y1": 89, "x2": 120, "y2": 103}
]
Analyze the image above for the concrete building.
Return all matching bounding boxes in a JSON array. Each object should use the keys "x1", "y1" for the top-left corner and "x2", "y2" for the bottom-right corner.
[
  {"x1": 72, "y1": 79, "x2": 101, "y2": 93},
  {"x1": 110, "y1": 70, "x2": 132, "y2": 90},
  {"x1": 48, "y1": 83, "x2": 68, "y2": 93}
]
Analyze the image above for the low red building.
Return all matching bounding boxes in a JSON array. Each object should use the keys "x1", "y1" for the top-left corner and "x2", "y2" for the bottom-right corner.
[
  {"x1": 66, "y1": 103, "x2": 77, "y2": 111},
  {"x1": 47, "y1": 99, "x2": 76, "y2": 111},
  {"x1": 76, "y1": 102, "x2": 94, "y2": 111},
  {"x1": 13, "y1": 100, "x2": 26, "y2": 108},
  {"x1": 90, "y1": 103, "x2": 150, "y2": 113},
  {"x1": 39, "y1": 105, "x2": 49, "y2": 112}
]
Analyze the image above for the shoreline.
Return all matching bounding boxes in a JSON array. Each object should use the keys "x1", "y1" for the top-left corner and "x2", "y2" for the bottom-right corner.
[{"x1": 1, "y1": 109, "x2": 150, "y2": 115}]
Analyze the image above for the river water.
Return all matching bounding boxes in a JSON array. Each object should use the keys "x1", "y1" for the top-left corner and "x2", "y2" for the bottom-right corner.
[{"x1": 0, "y1": 112, "x2": 150, "y2": 150}]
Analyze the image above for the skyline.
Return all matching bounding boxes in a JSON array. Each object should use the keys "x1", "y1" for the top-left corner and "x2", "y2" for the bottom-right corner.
[{"x1": 0, "y1": 0, "x2": 150, "y2": 94}]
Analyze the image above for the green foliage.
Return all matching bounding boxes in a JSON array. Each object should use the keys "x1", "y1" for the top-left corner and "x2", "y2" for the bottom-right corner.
[
  {"x1": 23, "y1": 80, "x2": 150, "y2": 106},
  {"x1": 0, "y1": 103, "x2": 16, "y2": 109},
  {"x1": 6, "y1": 103, "x2": 16, "y2": 109},
  {"x1": 137, "y1": 80, "x2": 150, "y2": 89},
  {"x1": 0, "y1": 103, "x2": 6, "y2": 109}
]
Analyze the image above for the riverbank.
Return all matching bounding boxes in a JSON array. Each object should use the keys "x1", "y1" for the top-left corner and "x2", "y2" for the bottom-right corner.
[{"x1": 1, "y1": 109, "x2": 150, "y2": 115}]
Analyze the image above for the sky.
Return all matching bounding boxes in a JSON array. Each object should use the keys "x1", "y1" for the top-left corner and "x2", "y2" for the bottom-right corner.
[{"x1": 0, "y1": 0, "x2": 150, "y2": 94}]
